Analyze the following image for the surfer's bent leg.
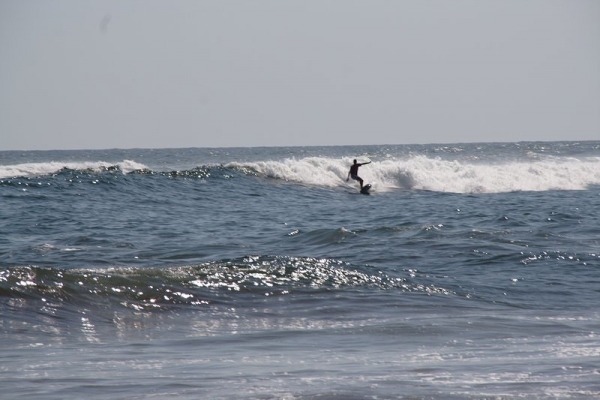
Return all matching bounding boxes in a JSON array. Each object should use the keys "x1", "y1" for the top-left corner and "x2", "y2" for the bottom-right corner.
[{"x1": 351, "y1": 174, "x2": 363, "y2": 189}]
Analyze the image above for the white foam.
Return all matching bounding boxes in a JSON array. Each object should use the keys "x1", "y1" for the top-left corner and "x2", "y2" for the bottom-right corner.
[
  {"x1": 229, "y1": 155, "x2": 600, "y2": 194},
  {"x1": 391, "y1": 155, "x2": 600, "y2": 193},
  {"x1": 227, "y1": 157, "x2": 350, "y2": 188},
  {"x1": 0, "y1": 160, "x2": 149, "y2": 179}
]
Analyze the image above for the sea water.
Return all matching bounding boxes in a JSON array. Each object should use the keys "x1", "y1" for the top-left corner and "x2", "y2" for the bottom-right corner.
[{"x1": 1, "y1": 142, "x2": 600, "y2": 399}]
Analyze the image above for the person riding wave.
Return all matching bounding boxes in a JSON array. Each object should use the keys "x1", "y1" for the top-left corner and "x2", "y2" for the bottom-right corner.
[{"x1": 347, "y1": 159, "x2": 371, "y2": 189}]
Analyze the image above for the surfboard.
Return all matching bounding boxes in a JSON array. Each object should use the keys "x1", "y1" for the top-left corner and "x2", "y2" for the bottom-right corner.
[{"x1": 360, "y1": 184, "x2": 372, "y2": 194}]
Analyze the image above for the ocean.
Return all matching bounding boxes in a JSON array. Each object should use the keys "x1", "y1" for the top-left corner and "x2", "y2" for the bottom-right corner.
[{"x1": 1, "y1": 141, "x2": 600, "y2": 399}]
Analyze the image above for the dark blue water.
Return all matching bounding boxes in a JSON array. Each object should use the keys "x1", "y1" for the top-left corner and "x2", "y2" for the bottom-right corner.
[{"x1": 2, "y1": 142, "x2": 600, "y2": 399}]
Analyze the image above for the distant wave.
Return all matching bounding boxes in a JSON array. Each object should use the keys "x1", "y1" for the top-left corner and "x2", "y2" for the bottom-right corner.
[
  {"x1": 3, "y1": 155, "x2": 600, "y2": 193},
  {"x1": 0, "y1": 160, "x2": 149, "y2": 179}
]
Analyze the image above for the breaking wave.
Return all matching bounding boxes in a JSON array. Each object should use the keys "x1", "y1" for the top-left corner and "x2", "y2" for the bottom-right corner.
[
  {"x1": 2, "y1": 154, "x2": 600, "y2": 193},
  {"x1": 227, "y1": 155, "x2": 600, "y2": 193}
]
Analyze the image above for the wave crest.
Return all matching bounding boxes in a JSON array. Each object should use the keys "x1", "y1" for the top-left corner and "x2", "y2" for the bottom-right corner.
[
  {"x1": 0, "y1": 160, "x2": 149, "y2": 179},
  {"x1": 3, "y1": 154, "x2": 600, "y2": 193}
]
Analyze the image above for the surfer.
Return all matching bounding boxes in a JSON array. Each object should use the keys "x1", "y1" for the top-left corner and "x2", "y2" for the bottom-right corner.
[{"x1": 347, "y1": 159, "x2": 371, "y2": 189}]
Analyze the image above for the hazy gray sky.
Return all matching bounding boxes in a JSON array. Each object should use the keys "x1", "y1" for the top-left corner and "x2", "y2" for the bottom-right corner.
[{"x1": 1, "y1": 0, "x2": 599, "y2": 150}]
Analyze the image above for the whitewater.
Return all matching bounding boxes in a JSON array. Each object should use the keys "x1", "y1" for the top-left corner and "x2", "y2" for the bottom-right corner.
[{"x1": 2, "y1": 141, "x2": 600, "y2": 399}]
